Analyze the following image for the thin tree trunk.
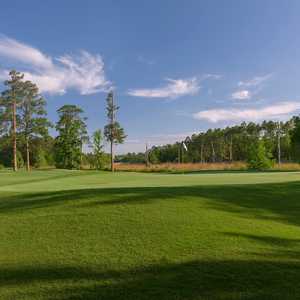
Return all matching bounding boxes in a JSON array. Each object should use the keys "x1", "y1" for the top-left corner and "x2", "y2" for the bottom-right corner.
[
  {"x1": 277, "y1": 126, "x2": 281, "y2": 165},
  {"x1": 110, "y1": 93, "x2": 115, "y2": 172},
  {"x1": 181, "y1": 144, "x2": 184, "y2": 164},
  {"x1": 211, "y1": 142, "x2": 215, "y2": 163},
  {"x1": 145, "y1": 143, "x2": 149, "y2": 167},
  {"x1": 178, "y1": 146, "x2": 180, "y2": 164},
  {"x1": 229, "y1": 136, "x2": 233, "y2": 162},
  {"x1": 26, "y1": 137, "x2": 30, "y2": 171},
  {"x1": 110, "y1": 140, "x2": 114, "y2": 172},
  {"x1": 200, "y1": 143, "x2": 204, "y2": 163},
  {"x1": 12, "y1": 99, "x2": 17, "y2": 172}
]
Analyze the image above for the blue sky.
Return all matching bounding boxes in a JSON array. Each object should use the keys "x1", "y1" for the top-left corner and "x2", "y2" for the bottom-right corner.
[{"x1": 1, "y1": 0, "x2": 300, "y2": 153}]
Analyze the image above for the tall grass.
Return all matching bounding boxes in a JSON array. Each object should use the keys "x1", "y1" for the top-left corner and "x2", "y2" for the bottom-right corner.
[
  {"x1": 115, "y1": 162, "x2": 300, "y2": 173},
  {"x1": 115, "y1": 162, "x2": 247, "y2": 172}
]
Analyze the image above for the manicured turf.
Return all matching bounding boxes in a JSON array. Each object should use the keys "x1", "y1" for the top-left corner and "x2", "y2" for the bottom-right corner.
[{"x1": 0, "y1": 170, "x2": 300, "y2": 299}]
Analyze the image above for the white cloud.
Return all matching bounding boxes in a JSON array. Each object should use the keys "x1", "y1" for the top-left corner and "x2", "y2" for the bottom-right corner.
[
  {"x1": 0, "y1": 36, "x2": 111, "y2": 95},
  {"x1": 128, "y1": 77, "x2": 200, "y2": 99},
  {"x1": 232, "y1": 90, "x2": 251, "y2": 100},
  {"x1": 238, "y1": 74, "x2": 272, "y2": 87},
  {"x1": 193, "y1": 102, "x2": 300, "y2": 123},
  {"x1": 0, "y1": 36, "x2": 53, "y2": 69}
]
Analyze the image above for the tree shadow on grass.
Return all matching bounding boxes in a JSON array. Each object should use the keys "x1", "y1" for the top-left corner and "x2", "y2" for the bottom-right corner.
[
  {"x1": 222, "y1": 232, "x2": 300, "y2": 247},
  {"x1": 1, "y1": 258, "x2": 299, "y2": 300},
  {"x1": 1, "y1": 181, "x2": 300, "y2": 227},
  {"x1": 0, "y1": 171, "x2": 95, "y2": 188}
]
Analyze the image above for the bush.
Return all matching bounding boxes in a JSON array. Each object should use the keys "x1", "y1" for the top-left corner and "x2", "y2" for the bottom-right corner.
[
  {"x1": 247, "y1": 140, "x2": 274, "y2": 170},
  {"x1": 35, "y1": 149, "x2": 49, "y2": 168},
  {"x1": 16, "y1": 151, "x2": 24, "y2": 169}
]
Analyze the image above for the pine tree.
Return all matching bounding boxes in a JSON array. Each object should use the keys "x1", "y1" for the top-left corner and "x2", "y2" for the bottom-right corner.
[
  {"x1": 104, "y1": 91, "x2": 126, "y2": 172},
  {"x1": 92, "y1": 129, "x2": 105, "y2": 170},
  {"x1": 19, "y1": 80, "x2": 51, "y2": 171},
  {"x1": 247, "y1": 140, "x2": 273, "y2": 170},
  {"x1": 0, "y1": 70, "x2": 24, "y2": 171}
]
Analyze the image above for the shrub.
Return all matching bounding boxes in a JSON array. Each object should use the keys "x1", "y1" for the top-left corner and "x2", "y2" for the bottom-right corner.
[
  {"x1": 16, "y1": 151, "x2": 24, "y2": 169},
  {"x1": 247, "y1": 140, "x2": 274, "y2": 170},
  {"x1": 35, "y1": 149, "x2": 49, "y2": 168}
]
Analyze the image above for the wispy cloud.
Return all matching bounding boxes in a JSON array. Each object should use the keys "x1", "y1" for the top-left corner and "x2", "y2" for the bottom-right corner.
[
  {"x1": 238, "y1": 74, "x2": 272, "y2": 87},
  {"x1": 231, "y1": 73, "x2": 272, "y2": 100},
  {"x1": 231, "y1": 90, "x2": 251, "y2": 100},
  {"x1": 137, "y1": 55, "x2": 155, "y2": 66},
  {"x1": 0, "y1": 36, "x2": 111, "y2": 95},
  {"x1": 193, "y1": 102, "x2": 300, "y2": 123},
  {"x1": 128, "y1": 77, "x2": 200, "y2": 99}
]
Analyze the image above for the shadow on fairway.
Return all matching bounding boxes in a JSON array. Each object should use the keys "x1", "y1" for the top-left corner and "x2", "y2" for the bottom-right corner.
[
  {"x1": 1, "y1": 181, "x2": 300, "y2": 227},
  {"x1": 0, "y1": 171, "x2": 95, "y2": 188},
  {"x1": 223, "y1": 232, "x2": 300, "y2": 247},
  {"x1": 1, "y1": 258, "x2": 299, "y2": 300}
]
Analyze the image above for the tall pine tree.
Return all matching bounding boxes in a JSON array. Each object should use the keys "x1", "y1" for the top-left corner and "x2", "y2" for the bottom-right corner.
[
  {"x1": 104, "y1": 91, "x2": 126, "y2": 172},
  {"x1": 0, "y1": 70, "x2": 24, "y2": 171},
  {"x1": 19, "y1": 80, "x2": 51, "y2": 171}
]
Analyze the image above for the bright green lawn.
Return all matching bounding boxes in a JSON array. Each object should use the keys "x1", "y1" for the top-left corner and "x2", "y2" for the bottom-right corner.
[{"x1": 0, "y1": 170, "x2": 300, "y2": 300}]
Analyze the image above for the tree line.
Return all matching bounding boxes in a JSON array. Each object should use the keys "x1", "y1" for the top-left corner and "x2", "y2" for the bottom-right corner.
[
  {"x1": 2, "y1": 70, "x2": 300, "y2": 171},
  {"x1": 117, "y1": 118, "x2": 300, "y2": 169},
  {"x1": 0, "y1": 70, "x2": 126, "y2": 171}
]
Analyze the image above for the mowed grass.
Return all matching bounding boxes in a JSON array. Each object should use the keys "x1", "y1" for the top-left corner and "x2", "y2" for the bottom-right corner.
[{"x1": 0, "y1": 170, "x2": 300, "y2": 300}]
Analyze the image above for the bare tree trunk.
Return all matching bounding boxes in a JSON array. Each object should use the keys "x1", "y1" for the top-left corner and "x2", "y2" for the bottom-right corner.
[
  {"x1": 211, "y1": 142, "x2": 215, "y2": 163},
  {"x1": 110, "y1": 140, "x2": 114, "y2": 172},
  {"x1": 178, "y1": 146, "x2": 180, "y2": 164},
  {"x1": 145, "y1": 143, "x2": 149, "y2": 167},
  {"x1": 200, "y1": 143, "x2": 204, "y2": 163},
  {"x1": 110, "y1": 93, "x2": 115, "y2": 172},
  {"x1": 12, "y1": 99, "x2": 17, "y2": 172},
  {"x1": 277, "y1": 125, "x2": 281, "y2": 165},
  {"x1": 26, "y1": 137, "x2": 30, "y2": 171},
  {"x1": 229, "y1": 136, "x2": 233, "y2": 162}
]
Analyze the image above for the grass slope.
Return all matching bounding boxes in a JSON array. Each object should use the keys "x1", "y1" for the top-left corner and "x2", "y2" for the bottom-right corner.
[{"x1": 0, "y1": 170, "x2": 300, "y2": 299}]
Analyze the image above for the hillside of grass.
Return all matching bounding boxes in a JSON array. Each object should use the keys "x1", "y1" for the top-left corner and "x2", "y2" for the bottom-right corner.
[{"x1": 0, "y1": 170, "x2": 300, "y2": 299}]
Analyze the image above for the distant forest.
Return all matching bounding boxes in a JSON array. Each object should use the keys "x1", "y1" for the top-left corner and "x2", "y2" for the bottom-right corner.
[
  {"x1": 117, "y1": 118, "x2": 300, "y2": 166},
  {"x1": 1, "y1": 70, "x2": 300, "y2": 170}
]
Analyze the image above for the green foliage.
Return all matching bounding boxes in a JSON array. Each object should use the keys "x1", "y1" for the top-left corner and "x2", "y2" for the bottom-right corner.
[
  {"x1": 104, "y1": 91, "x2": 126, "y2": 145},
  {"x1": 122, "y1": 119, "x2": 294, "y2": 165},
  {"x1": 149, "y1": 148, "x2": 160, "y2": 164},
  {"x1": 0, "y1": 135, "x2": 12, "y2": 167},
  {"x1": 35, "y1": 148, "x2": 49, "y2": 168},
  {"x1": 54, "y1": 105, "x2": 88, "y2": 169},
  {"x1": 291, "y1": 116, "x2": 300, "y2": 162},
  {"x1": 16, "y1": 150, "x2": 24, "y2": 168},
  {"x1": 91, "y1": 129, "x2": 105, "y2": 170},
  {"x1": 116, "y1": 152, "x2": 145, "y2": 164},
  {"x1": 247, "y1": 140, "x2": 274, "y2": 170},
  {"x1": 0, "y1": 70, "x2": 24, "y2": 134},
  {"x1": 19, "y1": 80, "x2": 52, "y2": 170},
  {"x1": 19, "y1": 80, "x2": 50, "y2": 137}
]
